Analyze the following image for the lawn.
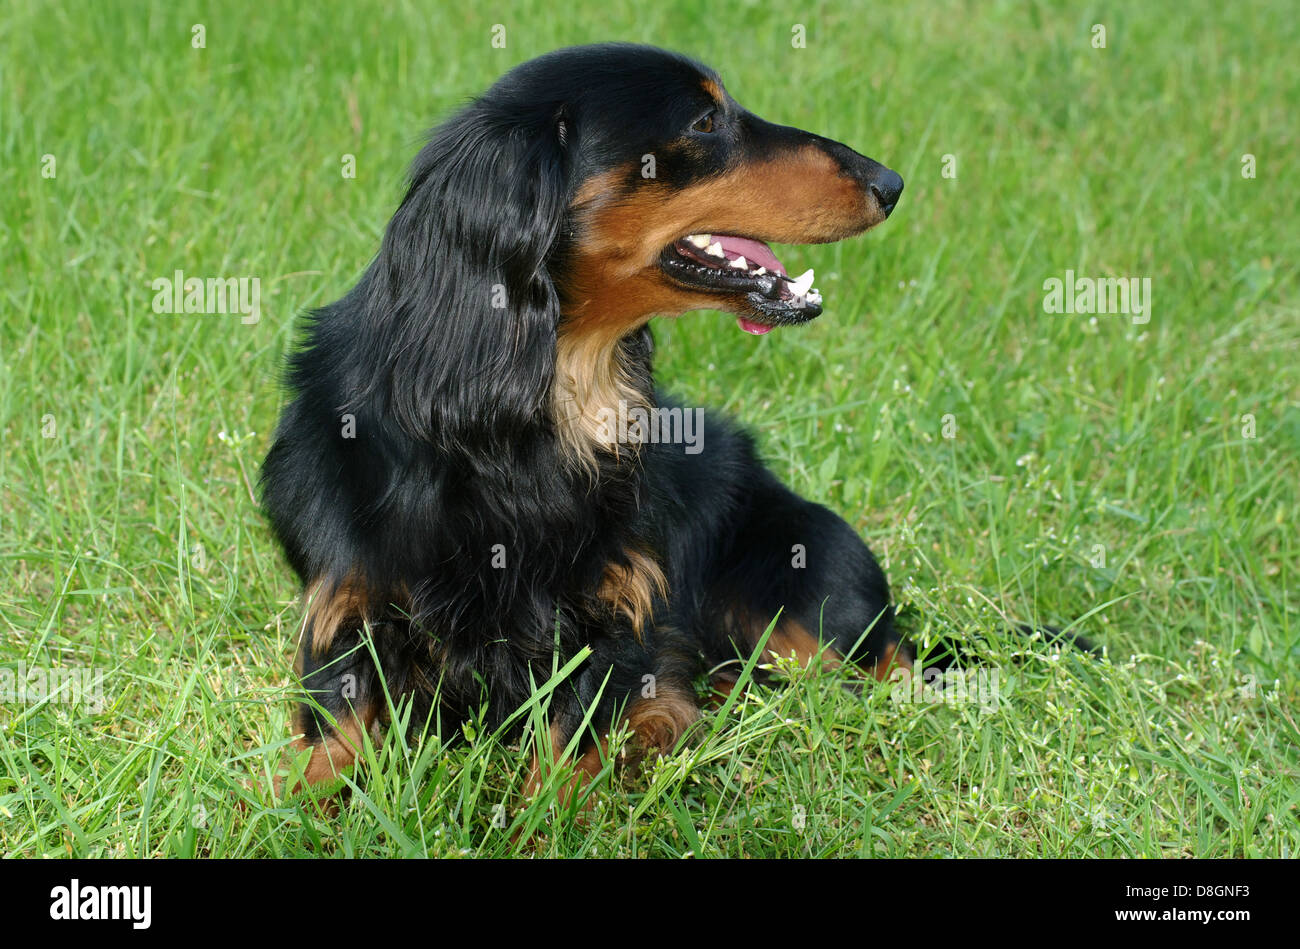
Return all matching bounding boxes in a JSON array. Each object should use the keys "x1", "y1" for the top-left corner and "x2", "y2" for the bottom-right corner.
[{"x1": 1, "y1": 0, "x2": 1296, "y2": 857}]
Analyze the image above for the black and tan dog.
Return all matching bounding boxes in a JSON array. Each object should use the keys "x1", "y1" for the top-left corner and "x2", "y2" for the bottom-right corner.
[{"x1": 261, "y1": 43, "x2": 908, "y2": 797}]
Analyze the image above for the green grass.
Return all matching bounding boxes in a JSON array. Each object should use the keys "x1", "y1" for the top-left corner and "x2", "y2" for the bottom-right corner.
[{"x1": 1, "y1": 0, "x2": 1297, "y2": 858}]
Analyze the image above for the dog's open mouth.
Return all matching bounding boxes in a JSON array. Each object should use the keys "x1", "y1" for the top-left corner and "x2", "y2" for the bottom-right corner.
[{"x1": 659, "y1": 233, "x2": 823, "y2": 335}]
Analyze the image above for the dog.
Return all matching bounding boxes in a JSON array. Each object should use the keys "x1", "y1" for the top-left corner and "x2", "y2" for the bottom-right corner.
[{"x1": 261, "y1": 43, "x2": 909, "y2": 799}]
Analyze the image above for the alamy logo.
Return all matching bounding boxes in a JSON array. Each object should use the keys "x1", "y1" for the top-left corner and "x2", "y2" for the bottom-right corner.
[
  {"x1": 151, "y1": 270, "x2": 261, "y2": 324},
  {"x1": 1042, "y1": 270, "x2": 1151, "y2": 324},
  {"x1": 595, "y1": 400, "x2": 704, "y2": 454},
  {"x1": 890, "y1": 666, "x2": 1003, "y2": 712},
  {"x1": 49, "y1": 879, "x2": 151, "y2": 929},
  {"x1": 0, "y1": 663, "x2": 105, "y2": 712}
]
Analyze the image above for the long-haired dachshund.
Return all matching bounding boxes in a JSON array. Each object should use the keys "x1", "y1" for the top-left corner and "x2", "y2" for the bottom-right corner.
[{"x1": 262, "y1": 43, "x2": 908, "y2": 798}]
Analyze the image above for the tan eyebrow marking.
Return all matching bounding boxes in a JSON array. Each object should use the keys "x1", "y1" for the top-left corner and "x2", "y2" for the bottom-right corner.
[{"x1": 700, "y1": 78, "x2": 726, "y2": 106}]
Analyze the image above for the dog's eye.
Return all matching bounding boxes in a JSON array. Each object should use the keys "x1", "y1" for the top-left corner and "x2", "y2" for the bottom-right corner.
[{"x1": 691, "y1": 111, "x2": 715, "y2": 134}]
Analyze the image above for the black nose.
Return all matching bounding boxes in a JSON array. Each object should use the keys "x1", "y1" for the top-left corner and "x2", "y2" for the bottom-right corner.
[{"x1": 869, "y1": 168, "x2": 904, "y2": 216}]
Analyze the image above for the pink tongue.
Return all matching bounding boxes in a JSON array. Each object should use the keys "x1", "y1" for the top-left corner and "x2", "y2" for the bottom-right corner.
[
  {"x1": 703, "y1": 235, "x2": 783, "y2": 337},
  {"x1": 714, "y1": 235, "x2": 786, "y2": 275}
]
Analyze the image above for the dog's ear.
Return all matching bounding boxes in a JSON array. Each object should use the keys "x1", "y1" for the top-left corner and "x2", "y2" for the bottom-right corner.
[{"x1": 359, "y1": 103, "x2": 570, "y2": 450}]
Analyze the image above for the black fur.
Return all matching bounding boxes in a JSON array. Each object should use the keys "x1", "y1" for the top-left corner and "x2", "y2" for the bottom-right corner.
[{"x1": 261, "y1": 44, "x2": 910, "y2": 786}]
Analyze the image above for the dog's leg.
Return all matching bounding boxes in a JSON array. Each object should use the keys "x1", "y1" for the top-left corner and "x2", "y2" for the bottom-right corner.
[
  {"x1": 284, "y1": 582, "x2": 386, "y2": 795},
  {"x1": 704, "y1": 471, "x2": 911, "y2": 682},
  {"x1": 524, "y1": 634, "x2": 700, "y2": 810},
  {"x1": 523, "y1": 690, "x2": 700, "y2": 810},
  {"x1": 523, "y1": 718, "x2": 607, "y2": 810}
]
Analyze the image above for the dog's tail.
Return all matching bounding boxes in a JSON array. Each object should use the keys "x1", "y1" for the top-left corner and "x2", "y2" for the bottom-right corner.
[{"x1": 912, "y1": 622, "x2": 1101, "y2": 671}]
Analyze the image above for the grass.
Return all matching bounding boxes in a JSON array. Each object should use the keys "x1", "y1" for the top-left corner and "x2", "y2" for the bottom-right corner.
[{"x1": 1, "y1": 0, "x2": 1296, "y2": 858}]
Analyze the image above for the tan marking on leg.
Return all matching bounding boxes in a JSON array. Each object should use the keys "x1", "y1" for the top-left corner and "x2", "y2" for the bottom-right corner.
[
  {"x1": 524, "y1": 691, "x2": 699, "y2": 811},
  {"x1": 706, "y1": 671, "x2": 739, "y2": 708},
  {"x1": 524, "y1": 721, "x2": 608, "y2": 811},
  {"x1": 871, "y1": 641, "x2": 913, "y2": 682},
  {"x1": 596, "y1": 548, "x2": 668, "y2": 638},
  {"x1": 303, "y1": 574, "x2": 370, "y2": 658},
  {"x1": 280, "y1": 703, "x2": 377, "y2": 805},
  {"x1": 624, "y1": 690, "x2": 699, "y2": 760},
  {"x1": 762, "y1": 618, "x2": 844, "y2": 670}
]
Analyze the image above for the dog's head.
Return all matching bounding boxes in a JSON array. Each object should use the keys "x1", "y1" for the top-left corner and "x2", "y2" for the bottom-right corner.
[
  {"x1": 544, "y1": 44, "x2": 902, "y2": 338},
  {"x1": 364, "y1": 44, "x2": 900, "y2": 457}
]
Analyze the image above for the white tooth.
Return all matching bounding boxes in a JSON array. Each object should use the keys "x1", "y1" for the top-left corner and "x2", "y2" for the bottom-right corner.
[
  {"x1": 705, "y1": 241, "x2": 725, "y2": 258},
  {"x1": 729, "y1": 256, "x2": 748, "y2": 270},
  {"x1": 754, "y1": 267, "x2": 767, "y2": 276},
  {"x1": 789, "y1": 268, "x2": 815, "y2": 296},
  {"x1": 687, "y1": 234, "x2": 711, "y2": 248}
]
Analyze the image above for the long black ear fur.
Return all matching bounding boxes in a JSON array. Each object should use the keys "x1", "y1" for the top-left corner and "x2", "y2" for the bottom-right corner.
[{"x1": 353, "y1": 101, "x2": 570, "y2": 450}]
